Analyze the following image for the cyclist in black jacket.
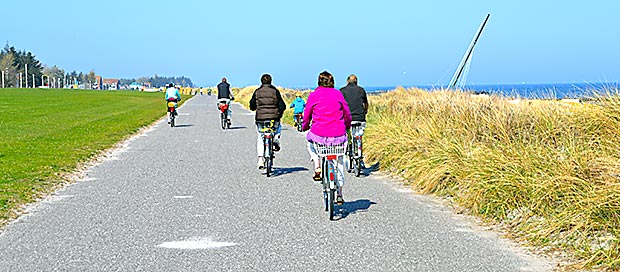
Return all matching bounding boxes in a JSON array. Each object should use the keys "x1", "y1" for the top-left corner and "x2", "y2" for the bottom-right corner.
[{"x1": 217, "y1": 77, "x2": 235, "y2": 124}]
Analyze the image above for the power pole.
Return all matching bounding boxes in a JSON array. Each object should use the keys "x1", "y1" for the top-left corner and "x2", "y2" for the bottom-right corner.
[{"x1": 25, "y1": 64, "x2": 28, "y2": 88}]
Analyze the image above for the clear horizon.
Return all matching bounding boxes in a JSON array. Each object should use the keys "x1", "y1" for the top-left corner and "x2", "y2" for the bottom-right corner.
[{"x1": 3, "y1": 1, "x2": 619, "y2": 87}]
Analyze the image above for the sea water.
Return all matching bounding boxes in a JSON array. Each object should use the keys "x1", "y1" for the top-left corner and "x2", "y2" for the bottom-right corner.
[{"x1": 365, "y1": 82, "x2": 619, "y2": 99}]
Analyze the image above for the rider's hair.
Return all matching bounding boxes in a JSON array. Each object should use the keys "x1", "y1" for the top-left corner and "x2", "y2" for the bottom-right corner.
[
  {"x1": 261, "y1": 74, "x2": 272, "y2": 85},
  {"x1": 318, "y1": 71, "x2": 334, "y2": 88},
  {"x1": 168, "y1": 83, "x2": 174, "y2": 88},
  {"x1": 347, "y1": 74, "x2": 358, "y2": 85},
  {"x1": 222, "y1": 77, "x2": 227, "y2": 83}
]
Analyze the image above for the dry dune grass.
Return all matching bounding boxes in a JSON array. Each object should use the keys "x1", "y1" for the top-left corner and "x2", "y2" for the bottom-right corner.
[{"x1": 235, "y1": 84, "x2": 620, "y2": 269}]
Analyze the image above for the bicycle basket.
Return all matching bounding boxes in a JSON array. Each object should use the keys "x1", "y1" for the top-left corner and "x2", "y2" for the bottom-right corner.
[
  {"x1": 313, "y1": 142, "x2": 346, "y2": 157},
  {"x1": 167, "y1": 101, "x2": 177, "y2": 108}
]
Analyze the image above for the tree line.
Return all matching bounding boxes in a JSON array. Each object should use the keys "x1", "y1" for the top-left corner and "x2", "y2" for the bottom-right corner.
[
  {"x1": 0, "y1": 44, "x2": 194, "y2": 89},
  {"x1": 119, "y1": 75, "x2": 194, "y2": 88}
]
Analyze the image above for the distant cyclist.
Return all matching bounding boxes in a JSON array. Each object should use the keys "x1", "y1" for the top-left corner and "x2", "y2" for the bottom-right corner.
[
  {"x1": 164, "y1": 83, "x2": 181, "y2": 124},
  {"x1": 340, "y1": 74, "x2": 368, "y2": 168},
  {"x1": 217, "y1": 77, "x2": 235, "y2": 124},
  {"x1": 302, "y1": 71, "x2": 351, "y2": 204},
  {"x1": 250, "y1": 74, "x2": 286, "y2": 168},
  {"x1": 289, "y1": 91, "x2": 306, "y2": 126}
]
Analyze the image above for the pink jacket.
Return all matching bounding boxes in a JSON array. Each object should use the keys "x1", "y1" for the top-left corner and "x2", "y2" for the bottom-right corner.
[{"x1": 302, "y1": 86, "x2": 352, "y2": 137}]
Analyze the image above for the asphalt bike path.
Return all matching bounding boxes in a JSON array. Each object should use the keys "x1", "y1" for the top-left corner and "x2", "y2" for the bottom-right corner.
[{"x1": 0, "y1": 94, "x2": 553, "y2": 271}]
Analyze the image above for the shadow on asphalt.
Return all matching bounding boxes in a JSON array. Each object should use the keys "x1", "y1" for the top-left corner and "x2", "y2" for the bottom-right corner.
[
  {"x1": 271, "y1": 166, "x2": 308, "y2": 176},
  {"x1": 361, "y1": 161, "x2": 380, "y2": 176},
  {"x1": 226, "y1": 126, "x2": 247, "y2": 130},
  {"x1": 335, "y1": 199, "x2": 377, "y2": 220},
  {"x1": 173, "y1": 124, "x2": 194, "y2": 128}
]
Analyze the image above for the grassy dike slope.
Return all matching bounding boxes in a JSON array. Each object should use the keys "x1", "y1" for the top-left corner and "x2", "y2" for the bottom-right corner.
[
  {"x1": 235, "y1": 85, "x2": 619, "y2": 270},
  {"x1": 0, "y1": 88, "x2": 176, "y2": 228}
]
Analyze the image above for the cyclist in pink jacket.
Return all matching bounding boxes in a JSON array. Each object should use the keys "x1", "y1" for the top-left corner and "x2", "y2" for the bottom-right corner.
[{"x1": 302, "y1": 71, "x2": 352, "y2": 204}]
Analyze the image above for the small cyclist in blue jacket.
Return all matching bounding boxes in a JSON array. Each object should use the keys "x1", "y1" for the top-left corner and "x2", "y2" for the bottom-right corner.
[
  {"x1": 289, "y1": 92, "x2": 306, "y2": 127},
  {"x1": 164, "y1": 83, "x2": 181, "y2": 124}
]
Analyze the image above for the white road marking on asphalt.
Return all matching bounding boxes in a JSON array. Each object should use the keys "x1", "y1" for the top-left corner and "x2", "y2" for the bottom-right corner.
[
  {"x1": 455, "y1": 228, "x2": 473, "y2": 233},
  {"x1": 80, "y1": 177, "x2": 97, "y2": 182},
  {"x1": 157, "y1": 237, "x2": 236, "y2": 249},
  {"x1": 47, "y1": 195, "x2": 76, "y2": 202},
  {"x1": 173, "y1": 195, "x2": 193, "y2": 199}
]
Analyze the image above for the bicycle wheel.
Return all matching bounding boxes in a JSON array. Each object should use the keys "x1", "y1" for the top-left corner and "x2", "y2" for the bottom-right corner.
[
  {"x1": 327, "y1": 160, "x2": 336, "y2": 220},
  {"x1": 170, "y1": 112, "x2": 175, "y2": 127},
  {"x1": 321, "y1": 159, "x2": 329, "y2": 212},
  {"x1": 265, "y1": 137, "x2": 273, "y2": 177},
  {"x1": 347, "y1": 142, "x2": 354, "y2": 173},
  {"x1": 221, "y1": 112, "x2": 226, "y2": 129},
  {"x1": 354, "y1": 158, "x2": 361, "y2": 177},
  {"x1": 328, "y1": 189, "x2": 335, "y2": 220},
  {"x1": 265, "y1": 157, "x2": 272, "y2": 177}
]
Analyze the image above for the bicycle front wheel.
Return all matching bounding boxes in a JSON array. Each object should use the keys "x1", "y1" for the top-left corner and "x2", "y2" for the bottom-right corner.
[{"x1": 327, "y1": 189, "x2": 335, "y2": 220}]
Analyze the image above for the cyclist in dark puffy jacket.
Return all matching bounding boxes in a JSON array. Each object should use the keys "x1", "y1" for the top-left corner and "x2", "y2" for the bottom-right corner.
[{"x1": 249, "y1": 74, "x2": 286, "y2": 169}]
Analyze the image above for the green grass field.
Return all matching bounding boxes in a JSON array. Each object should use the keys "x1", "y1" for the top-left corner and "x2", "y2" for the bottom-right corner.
[{"x1": 0, "y1": 88, "x2": 169, "y2": 226}]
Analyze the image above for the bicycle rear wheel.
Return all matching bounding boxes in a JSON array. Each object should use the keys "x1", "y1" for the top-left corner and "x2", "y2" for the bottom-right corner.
[
  {"x1": 170, "y1": 112, "x2": 175, "y2": 127},
  {"x1": 265, "y1": 137, "x2": 273, "y2": 177},
  {"x1": 347, "y1": 142, "x2": 354, "y2": 173},
  {"x1": 265, "y1": 157, "x2": 272, "y2": 177},
  {"x1": 327, "y1": 189, "x2": 335, "y2": 220},
  {"x1": 327, "y1": 160, "x2": 336, "y2": 220},
  {"x1": 221, "y1": 112, "x2": 227, "y2": 129},
  {"x1": 354, "y1": 158, "x2": 361, "y2": 177}
]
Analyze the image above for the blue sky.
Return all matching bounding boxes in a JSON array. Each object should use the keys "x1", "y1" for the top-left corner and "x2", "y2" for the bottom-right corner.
[{"x1": 3, "y1": 0, "x2": 619, "y2": 87}]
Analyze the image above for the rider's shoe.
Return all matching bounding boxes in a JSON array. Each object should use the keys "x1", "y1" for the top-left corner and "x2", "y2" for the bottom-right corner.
[
  {"x1": 258, "y1": 157, "x2": 265, "y2": 169},
  {"x1": 273, "y1": 142, "x2": 281, "y2": 152},
  {"x1": 312, "y1": 168, "x2": 321, "y2": 181},
  {"x1": 336, "y1": 195, "x2": 345, "y2": 205}
]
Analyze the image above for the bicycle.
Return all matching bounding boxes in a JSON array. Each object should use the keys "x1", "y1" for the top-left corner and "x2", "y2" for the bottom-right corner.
[
  {"x1": 313, "y1": 141, "x2": 346, "y2": 220},
  {"x1": 167, "y1": 100, "x2": 178, "y2": 127},
  {"x1": 293, "y1": 113, "x2": 303, "y2": 132},
  {"x1": 218, "y1": 101, "x2": 231, "y2": 129},
  {"x1": 259, "y1": 120, "x2": 278, "y2": 177},
  {"x1": 347, "y1": 122, "x2": 365, "y2": 177}
]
